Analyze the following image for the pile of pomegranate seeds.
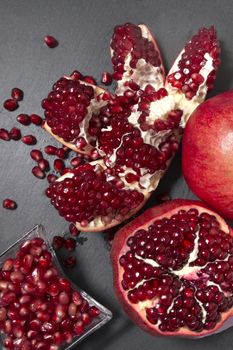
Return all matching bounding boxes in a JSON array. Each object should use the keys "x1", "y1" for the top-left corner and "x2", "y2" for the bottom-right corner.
[
  {"x1": 0, "y1": 237, "x2": 101, "y2": 349},
  {"x1": 3, "y1": 88, "x2": 24, "y2": 111},
  {"x1": 118, "y1": 208, "x2": 233, "y2": 333}
]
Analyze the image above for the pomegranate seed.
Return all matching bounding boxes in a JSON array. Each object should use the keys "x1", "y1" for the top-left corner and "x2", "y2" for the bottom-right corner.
[
  {"x1": 3, "y1": 99, "x2": 18, "y2": 111},
  {"x1": 44, "y1": 35, "x2": 59, "y2": 48},
  {"x1": 0, "y1": 128, "x2": 10, "y2": 141},
  {"x1": 84, "y1": 76, "x2": 97, "y2": 85},
  {"x1": 44, "y1": 145, "x2": 57, "y2": 155},
  {"x1": 64, "y1": 256, "x2": 76, "y2": 268},
  {"x1": 56, "y1": 148, "x2": 66, "y2": 159},
  {"x1": 2, "y1": 199, "x2": 17, "y2": 210},
  {"x1": 32, "y1": 166, "x2": 45, "y2": 179},
  {"x1": 88, "y1": 306, "x2": 100, "y2": 317},
  {"x1": 21, "y1": 135, "x2": 37, "y2": 145},
  {"x1": 101, "y1": 71, "x2": 112, "y2": 85},
  {"x1": 30, "y1": 149, "x2": 43, "y2": 162},
  {"x1": 17, "y1": 114, "x2": 31, "y2": 125},
  {"x1": 38, "y1": 159, "x2": 49, "y2": 171},
  {"x1": 69, "y1": 223, "x2": 80, "y2": 236},
  {"x1": 58, "y1": 278, "x2": 71, "y2": 291},
  {"x1": 11, "y1": 88, "x2": 24, "y2": 101},
  {"x1": 64, "y1": 238, "x2": 76, "y2": 251},
  {"x1": 47, "y1": 173, "x2": 57, "y2": 183},
  {"x1": 74, "y1": 320, "x2": 84, "y2": 335},
  {"x1": 52, "y1": 236, "x2": 65, "y2": 250},
  {"x1": 9, "y1": 127, "x2": 21, "y2": 140},
  {"x1": 30, "y1": 114, "x2": 43, "y2": 126},
  {"x1": 70, "y1": 70, "x2": 83, "y2": 80},
  {"x1": 70, "y1": 156, "x2": 83, "y2": 168},
  {"x1": 53, "y1": 159, "x2": 65, "y2": 172}
]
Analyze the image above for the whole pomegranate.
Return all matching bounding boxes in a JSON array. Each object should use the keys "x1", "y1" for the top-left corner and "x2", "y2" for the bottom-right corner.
[
  {"x1": 111, "y1": 199, "x2": 233, "y2": 338},
  {"x1": 182, "y1": 90, "x2": 233, "y2": 219},
  {"x1": 43, "y1": 23, "x2": 220, "y2": 232}
]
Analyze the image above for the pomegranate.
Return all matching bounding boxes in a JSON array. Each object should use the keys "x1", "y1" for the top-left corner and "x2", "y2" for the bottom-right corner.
[
  {"x1": 182, "y1": 90, "x2": 233, "y2": 219},
  {"x1": 43, "y1": 23, "x2": 220, "y2": 232},
  {"x1": 0, "y1": 236, "x2": 102, "y2": 349},
  {"x1": 111, "y1": 199, "x2": 233, "y2": 338}
]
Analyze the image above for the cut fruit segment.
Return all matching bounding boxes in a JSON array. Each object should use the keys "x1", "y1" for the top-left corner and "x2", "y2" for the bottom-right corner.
[
  {"x1": 43, "y1": 24, "x2": 220, "y2": 232},
  {"x1": 111, "y1": 199, "x2": 233, "y2": 338}
]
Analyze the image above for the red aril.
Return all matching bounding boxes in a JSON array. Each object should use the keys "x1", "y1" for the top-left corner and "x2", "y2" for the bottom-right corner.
[
  {"x1": 9, "y1": 127, "x2": 21, "y2": 140},
  {"x1": 111, "y1": 199, "x2": 233, "y2": 338},
  {"x1": 38, "y1": 159, "x2": 49, "y2": 171},
  {"x1": 52, "y1": 236, "x2": 65, "y2": 250},
  {"x1": 44, "y1": 145, "x2": 57, "y2": 155},
  {"x1": 32, "y1": 167, "x2": 45, "y2": 179},
  {"x1": 17, "y1": 114, "x2": 31, "y2": 126},
  {"x1": 63, "y1": 256, "x2": 76, "y2": 268},
  {"x1": 3, "y1": 99, "x2": 18, "y2": 111},
  {"x1": 30, "y1": 114, "x2": 43, "y2": 126},
  {"x1": 21, "y1": 135, "x2": 37, "y2": 145},
  {"x1": 2, "y1": 199, "x2": 17, "y2": 210},
  {"x1": 53, "y1": 159, "x2": 64, "y2": 172},
  {"x1": 64, "y1": 238, "x2": 76, "y2": 252},
  {"x1": 47, "y1": 174, "x2": 57, "y2": 183},
  {"x1": 11, "y1": 88, "x2": 24, "y2": 101},
  {"x1": 30, "y1": 149, "x2": 43, "y2": 162},
  {"x1": 101, "y1": 71, "x2": 112, "y2": 85},
  {"x1": 69, "y1": 224, "x2": 80, "y2": 236},
  {"x1": 182, "y1": 90, "x2": 233, "y2": 219},
  {"x1": 44, "y1": 35, "x2": 59, "y2": 48},
  {"x1": 0, "y1": 128, "x2": 10, "y2": 141}
]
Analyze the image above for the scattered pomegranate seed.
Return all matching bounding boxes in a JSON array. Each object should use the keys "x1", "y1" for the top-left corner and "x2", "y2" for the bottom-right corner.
[
  {"x1": 88, "y1": 306, "x2": 101, "y2": 317},
  {"x1": 30, "y1": 114, "x2": 43, "y2": 126},
  {"x1": 38, "y1": 159, "x2": 50, "y2": 171},
  {"x1": 54, "y1": 159, "x2": 65, "y2": 172},
  {"x1": 30, "y1": 149, "x2": 43, "y2": 162},
  {"x1": 47, "y1": 174, "x2": 58, "y2": 183},
  {"x1": 64, "y1": 256, "x2": 76, "y2": 268},
  {"x1": 0, "y1": 128, "x2": 10, "y2": 141},
  {"x1": 44, "y1": 145, "x2": 57, "y2": 155},
  {"x1": 21, "y1": 135, "x2": 37, "y2": 145},
  {"x1": 84, "y1": 76, "x2": 97, "y2": 85},
  {"x1": 56, "y1": 148, "x2": 66, "y2": 159},
  {"x1": 69, "y1": 224, "x2": 80, "y2": 237},
  {"x1": 64, "y1": 238, "x2": 76, "y2": 252},
  {"x1": 70, "y1": 70, "x2": 83, "y2": 80},
  {"x1": 52, "y1": 236, "x2": 65, "y2": 250},
  {"x1": 9, "y1": 127, "x2": 21, "y2": 140},
  {"x1": 32, "y1": 166, "x2": 45, "y2": 179},
  {"x1": 3, "y1": 99, "x2": 19, "y2": 111},
  {"x1": 44, "y1": 35, "x2": 59, "y2": 48},
  {"x1": 70, "y1": 156, "x2": 83, "y2": 168},
  {"x1": 2, "y1": 199, "x2": 17, "y2": 210},
  {"x1": 101, "y1": 71, "x2": 112, "y2": 85},
  {"x1": 17, "y1": 114, "x2": 31, "y2": 125},
  {"x1": 11, "y1": 88, "x2": 24, "y2": 101}
]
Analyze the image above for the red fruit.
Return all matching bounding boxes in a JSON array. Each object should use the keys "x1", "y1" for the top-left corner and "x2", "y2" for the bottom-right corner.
[
  {"x1": 53, "y1": 159, "x2": 65, "y2": 172},
  {"x1": 17, "y1": 114, "x2": 31, "y2": 125},
  {"x1": 44, "y1": 35, "x2": 59, "y2": 48},
  {"x1": 30, "y1": 114, "x2": 43, "y2": 126},
  {"x1": 111, "y1": 199, "x2": 233, "y2": 338},
  {"x1": 21, "y1": 135, "x2": 37, "y2": 145},
  {"x1": 47, "y1": 174, "x2": 57, "y2": 183},
  {"x1": 2, "y1": 199, "x2": 17, "y2": 210},
  {"x1": 52, "y1": 236, "x2": 65, "y2": 250},
  {"x1": 64, "y1": 256, "x2": 76, "y2": 268},
  {"x1": 56, "y1": 148, "x2": 66, "y2": 159},
  {"x1": 30, "y1": 149, "x2": 43, "y2": 162},
  {"x1": 43, "y1": 24, "x2": 220, "y2": 232},
  {"x1": 38, "y1": 159, "x2": 49, "y2": 171},
  {"x1": 44, "y1": 145, "x2": 57, "y2": 155},
  {"x1": 69, "y1": 224, "x2": 80, "y2": 237},
  {"x1": 0, "y1": 128, "x2": 10, "y2": 141},
  {"x1": 101, "y1": 71, "x2": 112, "y2": 85},
  {"x1": 32, "y1": 166, "x2": 45, "y2": 179},
  {"x1": 11, "y1": 88, "x2": 24, "y2": 101},
  {"x1": 64, "y1": 238, "x2": 76, "y2": 252},
  {"x1": 9, "y1": 127, "x2": 21, "y2": 140},
  {"x1": 3, "y1": 99, "x2": 18, "y2": 111},
  {"x1": 182, "y1": 91, "x2": 233, "y2": 219}
]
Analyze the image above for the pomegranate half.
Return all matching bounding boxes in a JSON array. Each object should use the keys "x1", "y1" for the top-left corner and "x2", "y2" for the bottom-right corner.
[
  {"x1": 182, "y1": 90, "x2": 233, "y2": 219},
  {"x1": 43, "y1": 23, "x2": 221, "y2": 232},
  {"x1": 111, "y1": 199, "x2": 233, "y2": 338}
]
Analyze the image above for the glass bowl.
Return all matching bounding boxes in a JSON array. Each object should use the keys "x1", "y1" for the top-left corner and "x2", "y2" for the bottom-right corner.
[{"x1": 0, "y1": 225, "x2": 112, "y2": 349}]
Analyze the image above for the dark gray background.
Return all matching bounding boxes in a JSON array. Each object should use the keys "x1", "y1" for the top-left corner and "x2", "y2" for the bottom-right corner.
[{"x1": 0, "y1": 0, "x2": 233, "y2": 349}]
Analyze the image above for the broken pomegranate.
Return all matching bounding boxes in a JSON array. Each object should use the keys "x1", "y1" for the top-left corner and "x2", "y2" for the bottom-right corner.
[
  {"x1": 111, "y1": 199, "x2": 233, "y2": 338},
  {"x1": 0, "y1": 228, "x2": 111, "y2": 349},
  {"x1": 42, "y1": 23, "x2": 220, "y2": 232},
  {"x1": 182, "y1": 90, "x2": 233, "y2": 219}
]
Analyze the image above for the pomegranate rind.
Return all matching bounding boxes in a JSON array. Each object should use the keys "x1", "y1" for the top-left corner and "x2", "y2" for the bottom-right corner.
[
  {"x1": 111, "y1": 199, "x2": 233, "y2": 338},
  {"x1": 182, "y1": 90, "x2": 233, "y2": 219}
]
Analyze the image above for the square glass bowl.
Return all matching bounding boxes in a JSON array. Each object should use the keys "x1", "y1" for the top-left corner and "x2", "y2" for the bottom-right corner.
[{"x1": 0, "y1": 225, "x2": 112, "y2": 349}]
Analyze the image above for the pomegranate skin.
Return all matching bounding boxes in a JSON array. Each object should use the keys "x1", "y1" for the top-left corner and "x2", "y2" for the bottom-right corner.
[
  {"x1": 182, "y1": 90, "x2": 233, "y2": 219},
  {"x1": 111, "y1": 199, "x2": 233, "y2": 338}
]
